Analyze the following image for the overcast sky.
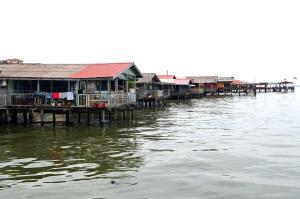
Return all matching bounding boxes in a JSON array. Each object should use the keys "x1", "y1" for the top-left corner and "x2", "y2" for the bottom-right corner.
[{"x1": 1, "y1": 0, "x2": 299, "y2": 83}]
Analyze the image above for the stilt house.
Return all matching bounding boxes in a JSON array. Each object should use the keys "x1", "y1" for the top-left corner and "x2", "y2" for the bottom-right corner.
[{"x1": 0, "y1": 60, "x2": 143, "y2": 109}]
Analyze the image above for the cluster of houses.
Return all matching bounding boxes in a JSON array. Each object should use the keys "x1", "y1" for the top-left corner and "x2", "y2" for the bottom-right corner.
[{"x1": 0, "y1": 59, "x2": 295, "y2": 110}]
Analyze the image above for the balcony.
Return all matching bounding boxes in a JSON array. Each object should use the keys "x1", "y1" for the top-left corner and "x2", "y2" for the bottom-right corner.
[{"x1": 8, "y1": 92, "x2": 136, "y2": 109}]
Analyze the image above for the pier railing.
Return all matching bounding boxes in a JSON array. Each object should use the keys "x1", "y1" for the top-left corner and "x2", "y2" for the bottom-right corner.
[
  {"x1": 77, "y1": 93, "x2": 136, "y2": 108},
  {"x1": 191, "y1": 88, "x2": 204, "y2": 95},
  {"x1": 171, "y1": 89, "x2": 192, "y2": 96},
  {"x1": 136, "y1": 90, "x2": 164, "y2": 100},
  {"x1": 9, "y1": 92, "x2": 136, "y2": 108},
  {"x1": 10, "y1": 93, "x2": 46, "y2": 105}
]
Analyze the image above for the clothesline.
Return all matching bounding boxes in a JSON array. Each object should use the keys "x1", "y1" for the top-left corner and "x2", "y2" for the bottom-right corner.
[{"x1": 35, "y1": 91, "x2": 74, "y2": 100}]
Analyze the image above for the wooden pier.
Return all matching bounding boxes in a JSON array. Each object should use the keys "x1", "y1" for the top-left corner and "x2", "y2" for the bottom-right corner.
[{"x1": 0, "y1": 105, "x2": 140, "y2": 126}]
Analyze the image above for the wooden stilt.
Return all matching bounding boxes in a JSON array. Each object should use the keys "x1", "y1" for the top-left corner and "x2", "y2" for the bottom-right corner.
[
  {"x1": 108, "y1": 111, "x2": 112, "y2": 123},
  {"x1": 101, "y1": 110, "x2": 105, "y2": 123},
  {"x1": 123, "y1": 110, "x2": 126, "y2": 121},
  {"x1": 29, "y1": 110, "x2": 33, "y2": 123},
  {"x1": 69, "y1": 109, "x2": 73, "y2": 125},
  {"x1": 87, "y1": 110, "x2": 90, "y2": 125},
  {"x1": 12, "y1": 110, "x2": 18, "y2": 124},
  {"x1": 40, "y1": 109, "x2": 44, "y2": 126},
  {"x1": 5, "y1": 109, "x2": 9, "y2": 123},
  {"x1": 99, "y1": 110, "x2": 102, "y2": 125},
  {"x1": 23, "y1": 109, "x2": 27, "y2": 125},
  {"x1": 131, "y1": 108, "x2": 134, "y2": 121},
  {"x1": 66, "y1": 112, "x2": 69, "y2": 125},
  {"x1": 78, "y1": 112, "x2": 81, "y2": 124},
  {"x1": 113, "y1": 110, "x2": 117, "y2": 121},
  {"x1": 53, "y1": 111, "x2": 56, "y2": 126}
]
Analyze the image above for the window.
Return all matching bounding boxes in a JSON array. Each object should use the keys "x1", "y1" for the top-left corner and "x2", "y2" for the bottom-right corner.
[
  {"x1": 53, "y1": 81, "x2": 68, "y2": 92},
  {"x1": 100, "y1": 80, "x2": 108, "y2": 91},
  {"x1": 13, "y1": 80, "x2": 37, "y2": 93},
  {"x1": 40, "y1": 80, "x2": 51, "y2": 92},
  {"x1": 111, "y1": 80, "x2": 115, "y2": 91},
  {"x1": 78, "y1": 81, "x2": 86, "y2": 94}
]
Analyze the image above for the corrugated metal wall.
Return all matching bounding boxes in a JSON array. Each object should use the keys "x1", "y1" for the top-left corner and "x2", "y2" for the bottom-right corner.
[{"x1": 0, "y1": 87, "x2": 7, "y2": 107}]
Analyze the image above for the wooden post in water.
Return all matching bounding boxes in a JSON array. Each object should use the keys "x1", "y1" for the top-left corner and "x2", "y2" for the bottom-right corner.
[
  {"x1": 29, "y1": 110, "x2": 33, "y2": 124},
  {"x1": 87, "y1": 110, "x2": 90, "y2": 125},
  {"x1": 78, "y1": 112, "x2": 81, "y2": 124},
  {"x1": 66, "y1": 111, "x2": 69, "y2": 125},
  {"x1": 265, "y1": 84, "x2": 267, "y2": 93},
  {"x1": 69, "y1": 109, "x2": 73, "y2": 125},
  {"x1": 108, "y1": 111, "x2": 112, "y2": 123},
  {"x1": 40, "y1": 109, "x2": 44, "y2": 126},
  {"x1": 101, "y1": 110, "x2": 105, "y2": 123},
  {"x1": 53, "y1": 111, "x2": 56, "y2": 126},
  {"x1": 12, "y1": 110, "x2": 18, "y2": 124},
  {"x1": 113, "y1": 110, "x2": 118, "y2": 121},
  {"x1": 23, "y1": 109, "x2": 27, "y2": 125},
  {"x1": 122, "y1": 109, "x2": 126, "y2": 121},
  {"x1": 5, "y1": 109, "x2": 9, "y2": 123},
  {"x1": 98, "y1": 110, "x2": 102, "y2": 125}
]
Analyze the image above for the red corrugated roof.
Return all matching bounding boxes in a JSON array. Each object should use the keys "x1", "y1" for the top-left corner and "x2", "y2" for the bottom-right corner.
[
  {"x1": 158, "y1": 75, "x2": 176, "y2": 79},
  {"x1": 71, "y1": 62, "x2": 133, "y2": 78}
]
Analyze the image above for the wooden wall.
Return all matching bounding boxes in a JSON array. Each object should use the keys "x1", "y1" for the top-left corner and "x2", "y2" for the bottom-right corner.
[{"x1": 0, "y1": 87, "x2": 7, "y2": 107}]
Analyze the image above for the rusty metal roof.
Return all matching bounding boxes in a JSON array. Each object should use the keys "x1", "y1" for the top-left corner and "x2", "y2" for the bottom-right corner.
[
  {"x1": 218, "y1": 77, "x2": 235, "y2": 82},
  {"x1": 186, "y1": 76, "x2": 218, "y2": 84},
  {"x1": 137, "y1": 73, "x2": 160, "y2": 84},
  {"x1": 0, "y1": 62, "x2": 142, "y2": 80}
]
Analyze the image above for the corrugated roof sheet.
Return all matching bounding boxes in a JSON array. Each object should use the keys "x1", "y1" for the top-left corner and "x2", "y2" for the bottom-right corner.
[
  {"x1": 218, "y1": 77, "x2": 235, "y2": 82},
  {"x1": 0, "y1": 62, "x2": 142, "y2": 79},
  {"x1": 186, "y1": 76, "x2": 218, "y2": 84},
  {"x1": 137, "y1": 73, "x2": 160, "y2": 84},
  {"x1": 0, "y1": 64, "x2": 85, "y2": 79},
  {"x1": 157, "y1": 75, "x2": 176, "y2": 79},
  {"x1": 174, "y1": 79, "x2": 191, "y2": 85},
  {"x1": 71, "y1": 63, "x2": 134, "y2": 78}
]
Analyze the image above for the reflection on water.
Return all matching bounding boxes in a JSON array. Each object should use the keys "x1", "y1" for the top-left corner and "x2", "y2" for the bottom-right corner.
[
  {"x1": 0, "y1": 125, "x2": 145, "y2": 186},
  {"x1": 1, "y1": 92, "x2": 300, "y2": 198}
]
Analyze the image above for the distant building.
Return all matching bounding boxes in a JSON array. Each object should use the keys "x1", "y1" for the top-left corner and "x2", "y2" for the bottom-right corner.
[{"x1": 186, "y1": 76, "x2": 218, "y2": 95}]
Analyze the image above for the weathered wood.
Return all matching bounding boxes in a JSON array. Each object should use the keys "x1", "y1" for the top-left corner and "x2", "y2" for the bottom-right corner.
[
  {"x1": 4, "y1": 109, "x2": 9, "y2": 123},
  {"x1": 87, "y1": 110, "x2": 90, "y2": 125},
  {"x1": 40, "y1": 109, "x2": 44, "y2": 126},
  {"x1": 78, "y1": 112, "x2": 81, "y2": 124},
  {"x1": 23, "y1": 109, "x2": 27, "y2": 125},
  {"x1": 53, "y1": 111, "x2": 56, "y2": 126},
  {"x1": 12, "y1": 110, "x2": 17, "y2": 124},
  {"x1": 29, "y1": 110, "x2": 33, "y2": 123},
  {"x1": 101, "y1": 110, "x2": 105, "y2": 123},
  {"x1": 122, "y1": 110, "x2": 126, "y2": 121},
  {"x1": 99, "y1": 110, "x2": 102, "y2": 125},
  {"x1": 68, "y1": 109, "x2": 73, "y2": 125},
  {"x1": 66, "y1": 112, "x2": 69, "y2": 125},
  {"x1": 109, "y1": 111, "x2": 112, "y2": 123}
]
